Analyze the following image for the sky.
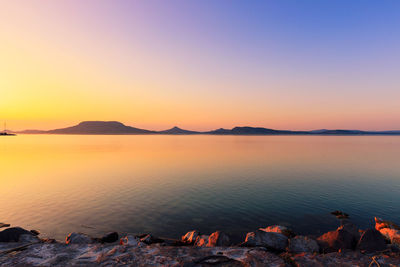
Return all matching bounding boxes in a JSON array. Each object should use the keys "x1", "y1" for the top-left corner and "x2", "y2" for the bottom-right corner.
[{"x1": 1, "y1": 0, "x2": 400, "y2": 131}]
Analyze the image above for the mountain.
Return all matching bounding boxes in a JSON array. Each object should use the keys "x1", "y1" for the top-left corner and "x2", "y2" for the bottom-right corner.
[
  {"x1": 377, "y1": 131, "x2": 400, "y2": 134},
  {"x1": 309, "y1": 129, "x2": 365, "y2": 135},
  {"x1": 158, "y1": 126, "x2": 200, "y2": 135},
  {"x1": 204, "y1": 128, "x2": 232, "y2": 134},
  {"x1": 14, "y1": 121, "x2": 400, "y2": 135},
  {"x1": 47, "y1": 121, "x2": 155, "y2": 135},
  {"x1": 207, "y1": 126, "x2": 306, "y2": 135},
  {"x1": 308, "y1": 129, "x2": 400, "y2": 135}
]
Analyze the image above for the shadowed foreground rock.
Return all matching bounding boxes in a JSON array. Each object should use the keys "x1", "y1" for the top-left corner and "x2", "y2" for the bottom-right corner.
[
  {"x1": 317, "y1": 226, "x2": 358, "y2": 252},
  {"x1": 289, "y1": 251, "x2": 400, "y2": 267},
  {"x1": 0, "y1": 227, "x2": 36, "y2": 243},
  {"x1": 0, "y1": 242, "x2": 285, "y2": 266},
  {"x1": 99, "y1": 232, "x2": 119, "y2": 243},
  {"x1": 357, "y1": 229, "x2": 387, "y2": 253},
  {"x1": 288, "y1": 235, "x2": 319, "y2": 253},
  {"x1": 2, "y1": 217, "x2": 400, "y2": 266},
  {"x1": 1, "y1": 239, "x2": 400, "y2": 267},
  {"x1": 65, "y1": 232, "x2": 94, "y2": 244},
  {"x1": 243, "y1": 230, "x2": 288, "y2": 251}
]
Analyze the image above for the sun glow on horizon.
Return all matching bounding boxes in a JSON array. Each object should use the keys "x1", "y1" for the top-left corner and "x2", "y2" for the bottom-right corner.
[{"x1": 1, "y1": 1, "x2": 400, "y2": 131}]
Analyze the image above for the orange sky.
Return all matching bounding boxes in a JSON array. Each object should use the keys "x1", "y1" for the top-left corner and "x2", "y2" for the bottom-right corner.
[{"x1": 1, "y1": 1, "x2": 399, "y2": 131}]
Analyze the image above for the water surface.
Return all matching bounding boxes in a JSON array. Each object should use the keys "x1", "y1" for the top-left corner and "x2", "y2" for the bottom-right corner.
[{"x1": 1, "y1": 135, "x2": 399, "y2": 241}]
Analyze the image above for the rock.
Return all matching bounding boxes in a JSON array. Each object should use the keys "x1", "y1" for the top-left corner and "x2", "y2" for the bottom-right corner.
[
  {"x1": 65, "y1": 232, "x2": 94, "y2": 244},
  {"x1": 0, "y1": 243, "x2": 287, "y2": 266},
  {"x1": 19, "y1": 234, "x2": 40, "y2": 243},
  {"x1": 243, "y1": 230, "x2": 288, "y2": 251},
  {"x1": 138, "y1": 234, "x2": 164, "y2": 244},
  {"x1": 99, "y1": 232, "x2": 119, "y2": 243},
  {"x1": 338, "y1": 221, "x2": 360, "y2": 240},
  {"x1": 357, "y1": 229, "x2": 387, "y2": 253},
  {"x1": 194, "y1": 235, "x2": 210, "y2": 247},
  {"x1": 331, "y1": 210, "x2": 349, "y2": 219},
  {"x1": 389, "y1": 244, "x2": 400, "y2": 253},
  {"x1": 41, "y1": 238, "x2": 57, "y2": 244},
  {"x1": 290, "y1": 251, "x2": 400, "y2": 267},
  {"x1": 317, "y1": 228, "x2": 358, "y2": 252},
  {"x1": 120, "y1": 235, "x2": 139, "y2": 246},
  {"x1": 375, "y1": 217, "x2": 400, "y2": 231},
  {"x1": 0, "y1": 223, "x2": 10, "y2": 229},
  {"x1": 375, "y1": 217, "x2": 400, "y2": 245},
  {"x1": 259, "y1": 225, "x2": 295, "y2": 238},
  {"x1": 193, "y1": 255, "x2": 243, "y2": 266},
  {"x1": 288, "y1": 235, "x2": 319, "y2": 253},
  {"x1": 208, "y1": 231, "x2": 230, "y2": 247},
  {"x1": 30, "y1": 229, "x2": 40, "y2": 236},
  {"x1": 182, "y1": 230, "x2": 199, "y2": 244},
  {"x1": 0, "y1": 227, "x2": 34, "y2": 242}
]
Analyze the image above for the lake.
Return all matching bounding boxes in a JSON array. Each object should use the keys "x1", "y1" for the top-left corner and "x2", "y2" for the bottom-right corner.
[{"x1": 1, "y1": 135, "x2": 399, "y2": 242}]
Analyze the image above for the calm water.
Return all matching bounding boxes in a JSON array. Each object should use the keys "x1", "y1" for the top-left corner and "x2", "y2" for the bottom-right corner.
[{"x1": 1, "y1": 135, "x2": 400, "y2": 241}]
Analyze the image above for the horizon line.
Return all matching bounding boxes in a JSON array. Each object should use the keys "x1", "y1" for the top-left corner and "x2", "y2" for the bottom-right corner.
[{"x1": 10, "y1": 120, "x2": 400, "y2": 133}]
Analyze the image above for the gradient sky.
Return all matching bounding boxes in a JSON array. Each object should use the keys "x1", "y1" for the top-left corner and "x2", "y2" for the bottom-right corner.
[{"x1": 1, "y1": 0, "x2": 399, "y2": 131}]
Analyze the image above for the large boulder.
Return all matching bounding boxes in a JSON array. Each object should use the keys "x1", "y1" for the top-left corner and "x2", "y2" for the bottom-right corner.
[
  {"x1": 375, "y1": 217, "x2": 400, "y2": 245},
  {"x1": 259, "y1": 225, "x2": 294, "y2": 238},
  {"x1": 338, "y1": 221, "x2": 361, "y2": 240},
  {"x1": 317, "y1": 228, "x2": 358, "y2": 252},
  {"x1": 193, "y1": 231, "x2": 230, "y2": 247},
  {"x1": 244, "y1": 230, "x2": 288, "y2": 251},
  {"x1": 182, "y1": 230, "x2": 199, "y2": 245},
  {"x1": 65, "y1": 232, "x2": 94, "y2": 244},
  {"x1": 288, "y1": 236, "x2": 319, "y2": 253},
  {"x1": 357, "y1": 229, "x2": 387, "y2": 253},
  {"x1": 208, "y1": 231, "x2": 230, "y2": 247},
  {"x1": 0, "y1": 227, "x2": 35, "y2": 242}
]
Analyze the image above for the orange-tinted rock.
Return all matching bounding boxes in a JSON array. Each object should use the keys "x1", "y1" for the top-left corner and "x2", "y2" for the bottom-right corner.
[
  {"x1": 317, "y1": 228, "x2": 357, "y2": 252},
  {"x1": 375, "y1": 217, "x2": 400, "y2": 245},
  {"x1": 207, "y1": 231, "x2": 230, "y2": 247},
  {"x1": 194, "y1": 235, "x2": 210, "y2": 247},
  {"x1": 375, "y1": 217, "x2": 400, "y2": 231},
  {"x1": 181, "y1": 230, "x2": 199, "y2": 244},
  {"x1": 259, "y1": 225, "x2": 295, "y2": 238}
]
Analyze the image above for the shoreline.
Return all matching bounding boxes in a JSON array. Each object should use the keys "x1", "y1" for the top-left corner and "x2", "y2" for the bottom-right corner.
[{"x1": 1, "y1": 214, "x2": 399, "y2": 266}]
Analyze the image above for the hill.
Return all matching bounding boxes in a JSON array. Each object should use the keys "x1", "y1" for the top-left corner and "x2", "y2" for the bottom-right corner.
[
  {"x1": 47, "y1": 121, "x2": 155, "y2": 135},
  {"x1": 158, "y1": 126, "x2": 200, "y2": 135},
  {"x1": 13, "y1": 121, "x2": 400, "y2": 135}
]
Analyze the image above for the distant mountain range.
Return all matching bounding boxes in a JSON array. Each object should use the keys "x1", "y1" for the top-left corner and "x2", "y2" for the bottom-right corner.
[{"x1": 13, "y1": 121, "x2": 400, "y2": 135}]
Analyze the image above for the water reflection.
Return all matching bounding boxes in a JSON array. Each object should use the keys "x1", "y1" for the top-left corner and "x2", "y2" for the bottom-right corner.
[{"x1": 1, "y1": 135, "x2": 399, "y2": 241}]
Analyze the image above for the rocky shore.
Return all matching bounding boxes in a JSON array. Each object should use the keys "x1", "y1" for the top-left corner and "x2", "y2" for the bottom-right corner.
[{"x1": 0, "y1": 215, "x2": 399, "y2": 266}]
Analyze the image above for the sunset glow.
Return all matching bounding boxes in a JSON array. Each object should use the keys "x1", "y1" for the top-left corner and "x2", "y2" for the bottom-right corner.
[{"x1": 1, "y1": 1, "x2": 399, "y2": 131}]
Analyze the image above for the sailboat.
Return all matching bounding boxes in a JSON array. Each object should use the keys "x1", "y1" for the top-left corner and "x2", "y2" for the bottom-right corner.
[{"x1": 0, "y1": 122, "x2": 16, "y2": 136}]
